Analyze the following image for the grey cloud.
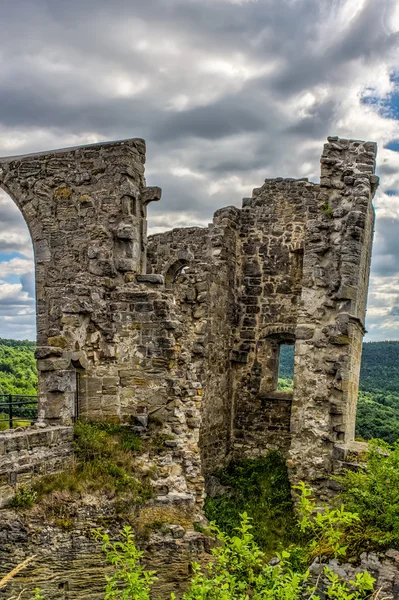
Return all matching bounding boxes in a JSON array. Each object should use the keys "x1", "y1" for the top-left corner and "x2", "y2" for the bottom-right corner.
[
  {"x1": 285, "y1": 100, "x2": 337, "y2": 138},
  {"x1": 0, "y1": 0, "x2": 397, "y2": 340},
  {"x1": 378, "y1": 163, "x2": 399, "y2": 176},
  {"x1": 0, "y1": 295, "x2": 34, "y2": 307},
  {"x1": 371, "y1": 217, "x2": 399, "y2": 277},
  {"x1": 20, "y1": 272, "x2": 35, "y2": 299},
  {"x1": 157, "y1": 102, "x2": 266, "y2": 141}
]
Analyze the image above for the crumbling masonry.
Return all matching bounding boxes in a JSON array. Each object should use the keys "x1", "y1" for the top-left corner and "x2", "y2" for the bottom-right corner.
[{"x1": 0, "y1": 136, "x2": 378, "y2": 508}]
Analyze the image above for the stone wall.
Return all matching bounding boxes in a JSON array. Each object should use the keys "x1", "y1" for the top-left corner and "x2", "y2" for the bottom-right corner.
[
  {"x1": 0, "y1": 139, "x2": 163, "y2": 425},
  {"x1": 0, "y1": 503, "x2": 211, "y2": 600},
  {"x1": 310, "y1": 550, "x2": 399, "y2": 600},
  {"x1": 148, "y1": 137, "x2": 377, "y2": 493},
  {"x1": 0, "y1": 425, "x2": 74, "y2": 507},
  {"x1": 288, "y1": 137, "x2": 377, "y2": 498},
  {"x1": 0, "y1": 140, "x2": 206, "y2": 516}
]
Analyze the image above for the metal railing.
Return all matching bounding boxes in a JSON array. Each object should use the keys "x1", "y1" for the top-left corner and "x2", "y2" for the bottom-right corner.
[{"x1": 0, "y1": 394, "x2": 38, "y2": 430}]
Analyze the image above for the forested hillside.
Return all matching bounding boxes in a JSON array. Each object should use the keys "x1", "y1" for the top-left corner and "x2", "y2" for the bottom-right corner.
[
  {"x1": 279, "y1": 341, "x2": 399, "y2": 444},
  {"x1": 0, "y1": 338, "x2": 37, "y2": 396},
  {"x1": 2, "y1": 339, "x2": 399, "y2": 443}
]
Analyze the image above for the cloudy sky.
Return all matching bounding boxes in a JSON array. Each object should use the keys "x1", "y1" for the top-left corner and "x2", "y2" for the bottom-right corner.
[{"x1": 0, "y1": 0, "x2": 398, "y2": 341}]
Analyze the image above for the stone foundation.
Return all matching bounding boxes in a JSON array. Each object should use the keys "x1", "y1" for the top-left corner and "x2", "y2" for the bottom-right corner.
[
  {"x1": 0, "y1": 503, "x2": 211, "y2": 600},
  {"x1": 0, "y1": 425, "x2": 74, "y2": 507}
]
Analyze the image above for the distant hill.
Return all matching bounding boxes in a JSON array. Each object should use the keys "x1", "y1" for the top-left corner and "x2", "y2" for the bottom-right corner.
[
  {"x1": 0, "y1": 338, "x2": 37, "y2": 396},
  {"x1": 2, "y1": 337, "x2": 399, "y2": 444},
  {"x1": 359, "y1": 341, "x2": 399, "y2": 395}
]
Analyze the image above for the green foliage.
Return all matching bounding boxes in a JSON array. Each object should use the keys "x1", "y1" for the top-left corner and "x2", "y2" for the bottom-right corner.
[
  {"x1": 360, "y1": 341, "x2": 399, "y2": 395},
  {"x1": 0, "y1": 412, "x2": 32, "y2": 430},
  {"x1": 334, "y1": 439, "x2": 399, "y2": 553},
  {"x1": 204, "y1": 452, "x2": 301, "y2": 555},
  {"x1": 295, "y1": 482, "x2": 360, "y2": 560},
  {"x1": 277, "y1": 378, "x2": 294, "y2": 392},
  {"x1": 0, "y1": 338, "x2": 37, "y2": 395},
  {"x1": 354, "y1": 342, "x2": 399, "y2": 443},
  {"x1": 8, "y1": 486, "x2": 38, "y2": 509},
  {"x1": 356, "y1": 390, "x2": 399, "y2": 444},
  {"x1": 321, "y1": 202, "x2": 334, "y2": 218},
  {"x1": 95, "y1": 526, "x2": 157, "y2": 600},
  {"x1": 97, "y1": 506, "x2": 375, "y2": 600}
]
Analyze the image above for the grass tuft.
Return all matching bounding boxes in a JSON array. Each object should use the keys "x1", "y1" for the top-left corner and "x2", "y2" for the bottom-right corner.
[{"x1": 9, "y1": 421, "x2": 150, "y2": 524}]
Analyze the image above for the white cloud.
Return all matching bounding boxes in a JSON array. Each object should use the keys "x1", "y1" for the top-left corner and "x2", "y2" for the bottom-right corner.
[{"x1": 0, "y1": 257, "x2": 33, "y2": 278}]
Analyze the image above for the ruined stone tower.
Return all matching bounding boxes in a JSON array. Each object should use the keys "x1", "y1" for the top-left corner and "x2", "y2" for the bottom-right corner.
[{"x1": 0, "y1": 135, "x2": 378, "y2": 504}]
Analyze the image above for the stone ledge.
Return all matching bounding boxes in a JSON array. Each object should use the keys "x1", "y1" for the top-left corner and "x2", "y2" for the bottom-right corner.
[
  {"x1": 136, "y1": 274, "x2": 164, "y2": 285},
  {"x1": 259, "y1": 391, "x2": 293, "y2": 402}
]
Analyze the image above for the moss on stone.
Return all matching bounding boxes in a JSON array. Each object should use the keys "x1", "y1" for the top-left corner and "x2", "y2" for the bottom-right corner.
[
  {"x1": 47, "y1": 336, "x2": 68, "y2": 348},
  {"x1": 54, "y1": 187, "x2": 72, "y2": 200}
]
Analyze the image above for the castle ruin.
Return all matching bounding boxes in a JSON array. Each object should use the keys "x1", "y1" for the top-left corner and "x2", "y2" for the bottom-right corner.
[{"x1": 0, "y1": 135, "x2": 378, "y2": 510}]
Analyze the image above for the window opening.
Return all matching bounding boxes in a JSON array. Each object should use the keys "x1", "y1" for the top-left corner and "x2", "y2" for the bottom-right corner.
[{"x1": 277, "y1": 344, "x2": 294, "y2": 392}]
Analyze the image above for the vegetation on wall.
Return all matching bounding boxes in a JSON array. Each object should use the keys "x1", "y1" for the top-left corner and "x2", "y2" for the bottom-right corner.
[
  {"x1": 8, "y1": 422, "x2": 152, "y2": 528},
  {"x1": 334, "y1": 439, "x2": 399, "y2": 554},
  {"x1": 93, "y1": 504, "x2": 376, "y2": 600},
  {"x1": 205, "y1": 440, "x2": 399, "y2": 564},
  {"x1": 6, "y1": 441, "x2": 399, "y2": 597},
  {"x1": 4, "y1": 487, "x2": 378, "y2": 600}
]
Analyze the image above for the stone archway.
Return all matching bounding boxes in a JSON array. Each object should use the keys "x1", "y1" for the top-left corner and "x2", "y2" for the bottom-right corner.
[{"x1": 0, "y1": 139, "x2": 162, "y2": 425}]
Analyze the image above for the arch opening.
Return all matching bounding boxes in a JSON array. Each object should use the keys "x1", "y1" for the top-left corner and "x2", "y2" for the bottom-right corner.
[
  {"x1": 258, "y1": 332, "x2": 295, "y2": 399},
  {"x1": 165, "y1": 258, "x2": 190, "y2": 288},
  {"x1": 0, "y1": 190, "x2": 37, "y2": 427},
  {"x1": 0, "y1": 190, "x2": 36, "y2": 343}
]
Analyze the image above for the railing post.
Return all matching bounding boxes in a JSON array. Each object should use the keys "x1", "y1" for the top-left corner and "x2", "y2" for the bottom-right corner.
[{"x1": 8, "y1": 394, "x2": 13, "y2": 429}]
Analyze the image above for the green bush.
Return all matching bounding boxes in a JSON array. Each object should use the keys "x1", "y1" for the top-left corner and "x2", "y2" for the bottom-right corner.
[
  {"x1": 9, "y1": 487, "x2": 38, "y2": 509},
  {"x1": 96, "y1": 500, "x2": 376, "y2": 600},
  {"x1": 204, "y1": 452, "x2": 301, "y2": 555},
  {"x1": 335, "y1": 439, "x2": 399, "y2": 553},
  {"x1": 95, "y1": 526, "x2": 157, "y2": 600}
]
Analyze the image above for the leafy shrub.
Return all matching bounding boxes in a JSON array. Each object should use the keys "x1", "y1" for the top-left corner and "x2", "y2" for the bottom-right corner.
[
  {"x1": 295, "y1": 482, "x2": 360, "y2": 561},
  {"x1": 95, "y1": 526, "x2": 157, "y2": 600},
  {"x1": 204, "y1": 452, "x2": 301, "y2": 555},
  {"x1": 335, "y1": 439, "x2": 399, "y2": 553},
  {"x1": 96, "y1": 503, "x2": 376, "y2": 600},
  {"x1": 9, "y1": 487, "x2": 38, "y2": 509}
]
